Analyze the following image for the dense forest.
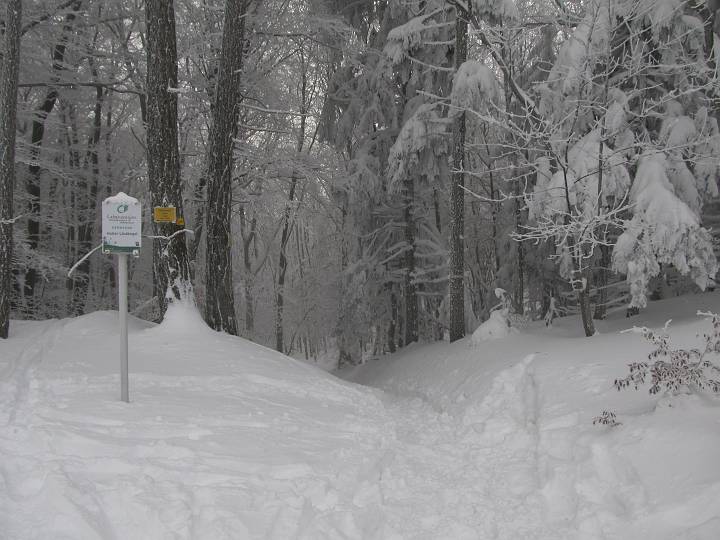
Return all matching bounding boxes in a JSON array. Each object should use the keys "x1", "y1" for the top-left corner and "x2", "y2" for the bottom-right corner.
[{"x1": 2, "y1": 0, "x2": 720, "y2": 362}]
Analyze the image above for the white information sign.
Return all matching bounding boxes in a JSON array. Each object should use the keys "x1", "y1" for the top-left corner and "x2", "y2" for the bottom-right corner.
[{"x1": 102, "y1": 192, "x2": 142, "y2": 255}]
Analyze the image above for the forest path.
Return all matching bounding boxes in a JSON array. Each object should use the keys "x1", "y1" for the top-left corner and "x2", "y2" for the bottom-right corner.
[
  {"x1": 356, "y1": 354, "x2": 556, "y2": 539},
  {"x1": 348, "y1": 343, "x2": 655, "y2": 540}
]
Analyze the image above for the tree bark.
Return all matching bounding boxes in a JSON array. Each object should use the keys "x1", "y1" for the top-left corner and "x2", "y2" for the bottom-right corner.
[
  {"x1": 67, "y1": 82, "x2": 102, "y2": 315},
  {"x1": 576, "y1": 245, "x2": 595, "y2": 337},
  {"x1": 594, "y1": 243, "x2": 610, "y2": 320},
  {"x1": 514, "y1": 180, "x2": 525, "y2": 315},
  {"x1": 203, "y1": 0, "x2": 249, "y2": 335},
  {"x1": 403, "y1": 175, "x2": 419, "y2": 345},
  {"x1": 275, "y1": 176, "x2": 297, "y2": 352},
  {"x1": 388, "y1": 287, "x2": 397, "y2": 353},
  {"x1": 239, "y1": 208, "x2": 256, "y2": 335},
  {"x1": 145, "y1": 0, "x2": 190, "y2": 319},
  {"x1": 0, "y1": 0, "x2": 21, "y2": 338},
  {"x1": 579, "y1": 286, "x2": 595, "y2": 336},
  {"x1": 275, "y1": 53, "x2": 308, "y2": 353},
  {"x1": 448, "y1": 5, "x2": 468, "y2": 342},
  {"x1": 23, "y1": 1, "x2": 81, "y2": 308}
]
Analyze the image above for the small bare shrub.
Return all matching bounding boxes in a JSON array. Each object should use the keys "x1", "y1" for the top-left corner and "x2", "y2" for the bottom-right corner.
[
  {"x1": 593, "y1": 410, "x2": 621, "y2": 427},
  {"x1": 615, "y1": 312, "x2": 720, "y2": 395}
]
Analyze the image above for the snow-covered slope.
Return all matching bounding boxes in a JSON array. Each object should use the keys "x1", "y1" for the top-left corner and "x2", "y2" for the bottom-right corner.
[
  {"x1": 0, "y1": 305, "x2": 397, "y2": 539},
  {"x1": 347, "y1": 293, "x2": 720, "y2": 539},
  {"x1": 2, "y1": 295, "x2": 720, "y2": 539}
]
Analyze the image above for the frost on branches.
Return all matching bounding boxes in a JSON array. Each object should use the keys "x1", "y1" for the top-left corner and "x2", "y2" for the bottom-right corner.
[
  {"x1": 471, "y1": 0, "x2": 519, "y2": 21},
  {"x1": 616, "y1": 312, "x2": 720, "y2": 396},
  {"x1": 525, "y1": 129, "x2": 630, "y2": 282},
  {"x1": 450, "y1": 60, "x2": 501, "y2": 116},
  {"x1": 526, "y1": 0, "x2": 720, "y2": 311},
  {"x1": 387, "y1": 101, "x2": 449, "y2": 189},
  {"x1": 612, "y1": 153, "x2": 717, "y2": 309}
]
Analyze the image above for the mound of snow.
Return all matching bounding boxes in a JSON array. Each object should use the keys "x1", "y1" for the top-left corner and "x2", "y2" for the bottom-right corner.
[
  {"x1": 0, "y1": 310, "x2": 397, "y2": 539},
  {"x1": 4, "y1": 292, "x2": 720, "y2": 539},
  {"x1": 471, "y1": 309, "x2": 513, "y2": 343},
  {"x1": 347, "y1": 292, "x2": 720, "y2": 539}
]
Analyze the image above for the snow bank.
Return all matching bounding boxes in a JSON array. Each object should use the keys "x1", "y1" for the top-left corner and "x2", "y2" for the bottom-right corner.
[
  {"x1": 0, "y1": 311, "x2": 396, "y2": 539},
  {"x1": 471, "y1": 309, "x2": 513, "y2": 343},
  {"x1": 4, "y1": 292, "x2": 720, "y2": 539},
  {"x1": 347, "y1": 292, "x2": 720, "y2": 539}
]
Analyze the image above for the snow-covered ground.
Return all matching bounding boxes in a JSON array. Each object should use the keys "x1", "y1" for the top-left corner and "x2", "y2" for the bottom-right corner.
[{"x1": 2, "y1": 295, "x2": 720, "y2": 539}]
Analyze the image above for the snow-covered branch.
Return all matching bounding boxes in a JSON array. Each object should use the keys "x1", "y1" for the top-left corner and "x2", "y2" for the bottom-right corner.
[
  {"x1": 144, "y1": 229, "x2": 194, "y2": 241},
  {"x1": 0, "y1": 214, "x2": 24, "y2": 225}
]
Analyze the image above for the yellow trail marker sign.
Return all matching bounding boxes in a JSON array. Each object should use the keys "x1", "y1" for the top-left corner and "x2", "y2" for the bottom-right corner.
[
  {"x1": 176, "y1": 216, "x2": 185, "y2": 226},
  {"x1": 153, "y1": 206, "x2": 176, "y2": 223}
]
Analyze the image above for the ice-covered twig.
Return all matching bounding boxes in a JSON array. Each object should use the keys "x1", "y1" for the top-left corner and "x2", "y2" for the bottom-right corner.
[
  {"x1": 460, "y1": 184, "x2": 514, "y2": 203},
  {"x1": 144, "y1": 228, "x2": 194, "y2": 241},
  {"x1": 0, "y1": 213, "x2": 24, "y2": 224},
  {"x1": 67, "y1": 243, "x2": 103, "y2": 277}
]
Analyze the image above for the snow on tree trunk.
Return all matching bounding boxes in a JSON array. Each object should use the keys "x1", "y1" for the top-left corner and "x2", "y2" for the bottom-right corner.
[
  {"x1": 448, "y1": 6, "x2": 468, "y2": 343},
  {"x1": 203, "y1": 0, "x2": 249, "y2": 335},
  {"x1": 145, "y1": 0, "x2": 191, "y2": 320},
  {"x1": 0, "y1": 0, "x2": 21, "y2": 338}
]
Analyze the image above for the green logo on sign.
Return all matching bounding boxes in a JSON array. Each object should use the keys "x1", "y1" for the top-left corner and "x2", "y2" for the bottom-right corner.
[{"x1": 117, "y1": 204, "x2": 129, "y2": 213}]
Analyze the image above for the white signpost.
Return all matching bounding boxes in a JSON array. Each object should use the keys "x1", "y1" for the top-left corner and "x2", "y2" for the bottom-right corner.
[{"x1": 102, "y1": 192, "x2": 141, "y2": 403}]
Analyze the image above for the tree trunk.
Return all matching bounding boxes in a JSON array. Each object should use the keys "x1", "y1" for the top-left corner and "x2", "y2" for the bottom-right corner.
[
  {"x1": 448, "y1": 6, "x2": 468, "y2": 342},
  {"x1": 579, "y1": 286, "x2": 595, "y2": 336},
  {"x1": 388, "y1": 288, "x2": 397, "y2": 353},
  {"x1": 145, "y1": 0, "x2": 191, "y2": 320},
  {"x1": 403, "y1": 175, "x2": 419, "y2": 344},
  {"x1": 203, "y1": 0, "x2": 249, "y2": 335},
  {"x1": 275, "y1": 176, "x2": 297, "y2": 352},
  {"x1": 576, "y1": 247, "x2": 595, "y2": 337},
  {"x1": 241, "y1": 212, "x2": 256, "y2": 336},
  {"x1": 275, "y1": 56, "x2": 308, "y2": 353},
  {"x1": 67, "y1": 83, "x2": 103, "y2": 315},
  {"x1": 594, "y1": 243, "x2": 610, "y2": 319},
  {"x1": 514, "y1": 180, "x2": 525, "y2": 315},
  {"x1": 0, "y1": 0, "x2": 21, "y2": 338},
  {"x1": 23, "y1": 1, "x2": 81, "y2": 309}
]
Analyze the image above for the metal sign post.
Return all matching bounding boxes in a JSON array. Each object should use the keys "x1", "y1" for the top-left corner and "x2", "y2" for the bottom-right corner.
[
  {"x1": 101, "y1": 193, "x2": 141, "y2": 403},
  {"x1": 118, "y1": 253, "x2": 129, "y2": 402}
]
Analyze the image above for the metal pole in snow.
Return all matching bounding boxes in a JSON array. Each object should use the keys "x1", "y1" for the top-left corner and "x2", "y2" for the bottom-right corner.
[{"x1": 118, "y1": 253, "x2": 129, "y2": 403}]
